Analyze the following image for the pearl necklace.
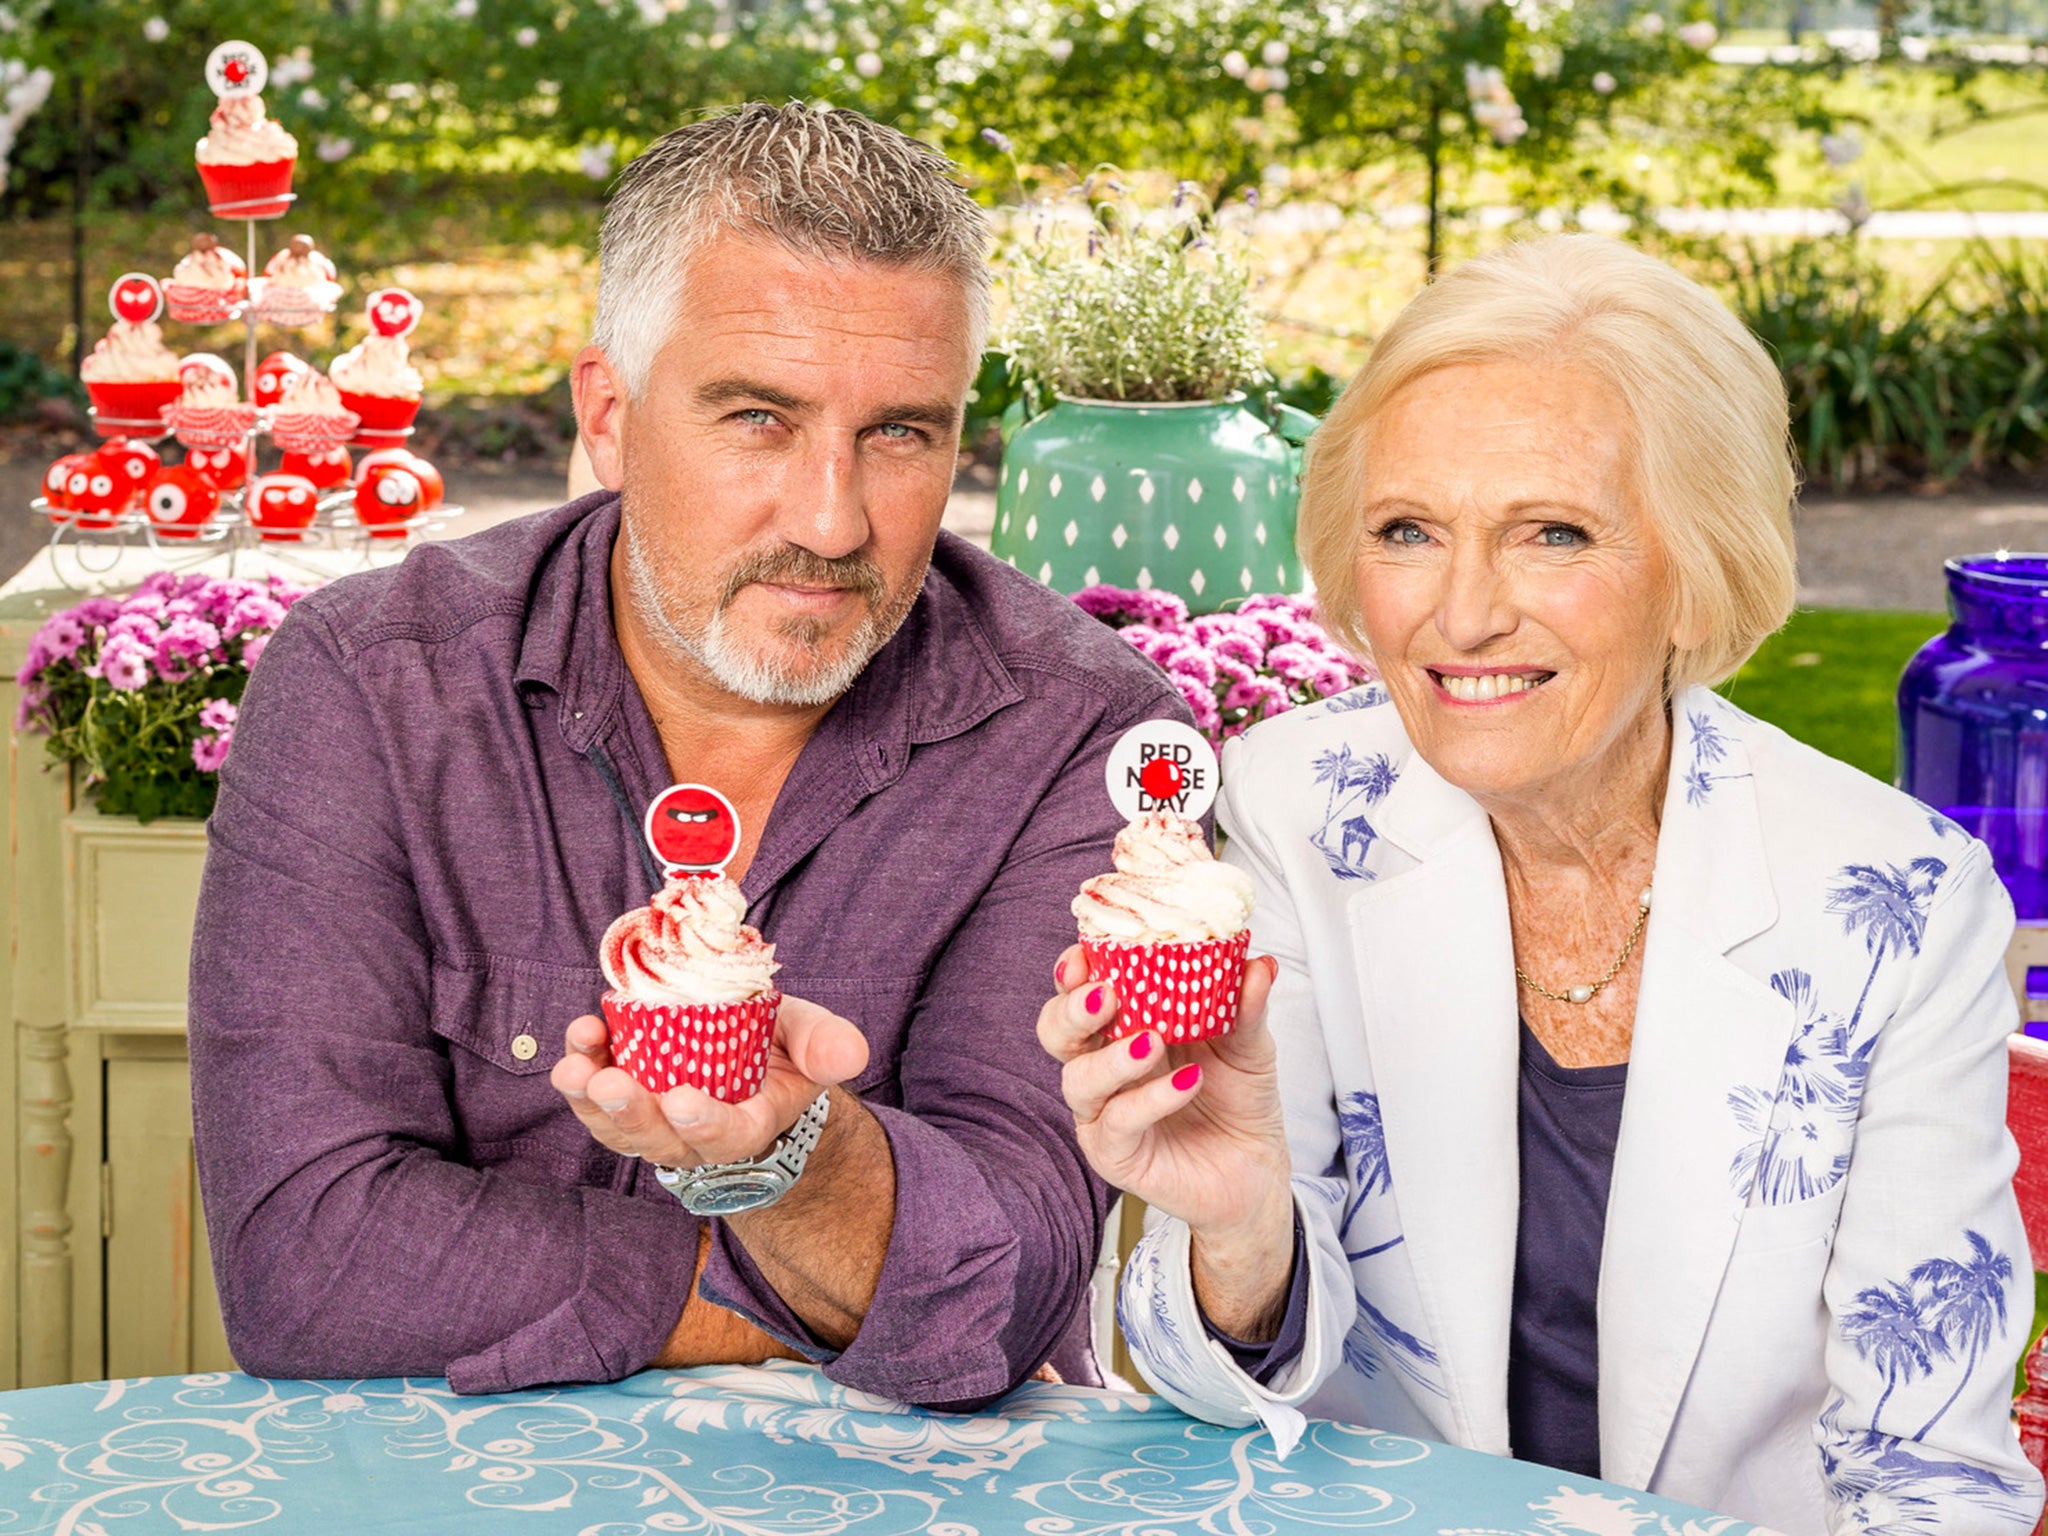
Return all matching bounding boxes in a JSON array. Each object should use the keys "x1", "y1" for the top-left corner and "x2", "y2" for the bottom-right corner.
[{"x1": 1515, "y1": 886, "x2": 1652, "y2": 1006}]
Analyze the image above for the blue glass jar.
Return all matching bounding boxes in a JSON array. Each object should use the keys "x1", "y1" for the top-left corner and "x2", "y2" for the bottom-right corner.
[{"x1": 1898, "y1": 554, "x2": 2048, "y2": 920}]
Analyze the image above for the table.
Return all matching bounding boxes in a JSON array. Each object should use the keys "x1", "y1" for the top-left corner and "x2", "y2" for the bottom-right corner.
[{"x1": 0, "y1": 1361, "x2": 1768, "y2": 1534}]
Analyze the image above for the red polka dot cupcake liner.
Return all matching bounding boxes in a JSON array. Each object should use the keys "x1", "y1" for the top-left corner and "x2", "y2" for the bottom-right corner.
[
  {"x1": 1081, "y1": 930, "x2": 1251, "y2": 1043},
  {"x1": 270, "y1": 409, "x2": 361, "y2": 454},
  {"x1": 600, "y1": 989, "x2": 780, "y2": 1104},
  {"x1": 164, "y1": 402, "x2": 258, "y2": 449},
  {"x1": 197, "y1": 158, "x2": 297, "y2": 219}
]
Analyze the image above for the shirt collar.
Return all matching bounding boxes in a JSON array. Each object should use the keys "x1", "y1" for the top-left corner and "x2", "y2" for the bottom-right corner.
[{"x1": 511, "y1": 490, "x2": 629, "y2": 754}]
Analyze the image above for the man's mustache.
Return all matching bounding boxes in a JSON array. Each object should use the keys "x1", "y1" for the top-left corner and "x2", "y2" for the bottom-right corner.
[{"x1": 719, "y1": 545, "x2": 888, "y2": 610}]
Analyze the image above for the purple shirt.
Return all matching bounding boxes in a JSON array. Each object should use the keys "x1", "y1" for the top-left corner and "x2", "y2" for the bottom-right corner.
[{"x1": 188, "y1": 492, "x2": 1188, "y2": 1407}]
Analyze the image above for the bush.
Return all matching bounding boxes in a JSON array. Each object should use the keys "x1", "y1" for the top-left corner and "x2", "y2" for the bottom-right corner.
[
  {"x1": 1718, "y1": 238, "x2": 2048, "y2": 488},
  {"x1": 0, "y1": 338, "x2": 83, "y2": 420}
]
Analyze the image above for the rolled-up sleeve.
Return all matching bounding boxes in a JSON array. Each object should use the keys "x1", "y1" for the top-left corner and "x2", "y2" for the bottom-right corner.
[
  {"x1": 700, "y1": 688, "x2": 1185, "y2": 1407},
  {"x1": 189, "y1": 607, "x2": 697, "y2": 1392}
]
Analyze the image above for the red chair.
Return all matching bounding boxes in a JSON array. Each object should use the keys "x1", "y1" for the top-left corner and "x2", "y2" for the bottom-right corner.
[{"x1": 2007, "y1": 1032, "x2": 2048, "y2": 1513}]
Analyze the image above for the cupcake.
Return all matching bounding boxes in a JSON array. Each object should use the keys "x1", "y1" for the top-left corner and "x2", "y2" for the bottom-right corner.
[
  {"x1": 80, "y1": 317, "x2": 182, "y2": 438},
  {"x1": 330, "y1": 333, "x2": 423, "y2": 447},
  {"x1": 163, "y1": 234, "x2": 248, "y2": 323},
  {"x1": 251, "y1": 235, "x2": 342, "y2": 326},
  {"x1": 269, "y1": 368, "x2": 359, "y2": 453},
  {"x1": 196, "y1": 91, "x2": 297, "y2": 218},
  {"x1": 598, "y1": 873, "x2": 781, "y2": 1102},
  {"x1": 1073, "y1": 811, "x2": 1255, "y2": 1043},
  {"x1": 162, "y1": 353, "x2": 256, "y2": 449}
]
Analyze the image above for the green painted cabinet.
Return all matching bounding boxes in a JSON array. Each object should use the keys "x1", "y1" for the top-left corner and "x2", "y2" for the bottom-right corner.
[{"x1": 2, "y1": 550, "x2": 234, "y2": 1388}]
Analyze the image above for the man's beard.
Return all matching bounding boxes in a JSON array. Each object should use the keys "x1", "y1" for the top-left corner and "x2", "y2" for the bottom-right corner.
[{"x1": 623, "y1": 510, "x2": 925, "y2": 708}]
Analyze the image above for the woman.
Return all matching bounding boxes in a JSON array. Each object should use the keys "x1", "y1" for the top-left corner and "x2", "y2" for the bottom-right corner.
[{"x1": 1039, "y1": 234, "x2": 2043, "y2": 1533}]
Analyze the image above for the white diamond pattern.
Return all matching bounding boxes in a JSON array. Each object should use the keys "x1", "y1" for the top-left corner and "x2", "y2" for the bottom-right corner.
[
  {"x1": 1039, "y1": 561, "x2": 1054, "y2": 583},
  {"x1": 1048, "y1": 473, "x2": 1063, "y2": 498},
  {"x1": 1091, "y1": 475, "x2": 1107, "y2": 503},
  {"x1": 1163, "y1": 524, "x2": 1180, "y2": 550},
  {"x1": 1255, "y1": 522, "x2": 1268, "y2": 545},
  {"x1": 1232, "y1": 476, "x2": 1247, "y2": 502},
  {"x1": 1187, "y1": 478, "x2": 1204, "y2": 503},
  {"x1": 1063, "y1": 520, "x2": 1079, "y2": 546},
  {"x1": 1137, "y1": 567, "x2": 1154, "y2": 589},
  {"x1": 1138, "y1": 476, "x2": 1155, "y2": 505},
  {"x1": 1112, "y1": 524, "x2": 1128, "y2": 548},
  {"x1": 1240, "y1": 567, "x2": 1254, "y2": 591},
  {"x1": 1000, "y1": 462, "x2": 1010, "y2": 487},
  {"x1": 1018, "y1": 468, "x2": 1030, "y2": 495},
  {"x1": 1189, "y1": 569, "x2": 1206, "y2": 596},
  {"x1": 1213, "y1": 525, "x2": 1227, "y2": 548},
  {"x1": 1277, "y1": 563, "x2": 1288, "y2": 585},
  {"x1": 1025, "y1": 514, "x2": 1039, "y2": 541},
  {"x1": 1084, "y1": 566, "x2": 1099, "y2": 585}
]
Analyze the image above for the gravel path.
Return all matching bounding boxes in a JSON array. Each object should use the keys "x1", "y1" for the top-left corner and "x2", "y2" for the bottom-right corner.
[{"x1": 3, "y1": 454, "x2": 2039, "y2": 616}]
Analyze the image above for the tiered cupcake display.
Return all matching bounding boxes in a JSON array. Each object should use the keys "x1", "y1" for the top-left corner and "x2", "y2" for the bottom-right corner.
[{"x1": 31, "y1": 39, "x2": 453, "y2": 553}]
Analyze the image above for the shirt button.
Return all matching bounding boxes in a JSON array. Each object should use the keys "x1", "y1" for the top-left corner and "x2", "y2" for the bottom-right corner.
[{"x1": 511, "y1": 1033, "x2": 539, "y2": 1061}]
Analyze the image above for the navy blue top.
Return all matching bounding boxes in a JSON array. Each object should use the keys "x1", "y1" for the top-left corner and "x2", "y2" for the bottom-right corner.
[{"x1": 1508, "y1": 1019, "x2": 1629, "y2": 1478}]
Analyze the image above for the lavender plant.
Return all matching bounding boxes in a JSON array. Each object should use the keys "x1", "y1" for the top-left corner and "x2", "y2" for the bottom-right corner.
[
  {"x1": 15, "y1": 570, "x2": 313, "y2": 822},
  {"x1": 1001, "y1": 180, "x2": 1268, "y2": 404},
  {"x1": 1075, "y1": 585, "x2": 1374, "y2": 745}
]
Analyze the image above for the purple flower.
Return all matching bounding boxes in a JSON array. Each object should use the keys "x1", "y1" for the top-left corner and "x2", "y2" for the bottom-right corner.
[
  {"x1": 1265, "y1": 641, "x2": 1329, "y2": 685},
  {"x1": 69, "y1": 596, "x2": 122, "y2": 629},
  {"x1": 198, "y1": 698, "x2": 239, "y2": 733},
  {"x1": 980, "y1": 127, "x2": 1013, "y2": 154},
  {"x1": 120, "y1": 592, "x2": 168, "y2": 623},
  {"x1": 156, "y1": 617, "x2": 223, "y2": 681},
  {"x1": 95, "y1": 637, "x2": 152, "y2": 692},
  {"x1": 191, "y1": 732, "x2": 231, "y2": 773},
  {"x1": 1223, "y1": 675, "x2": 1290, "y2": 714},
  {"x1": 227, "y1": 595, "x2": 288, "y2": 636},
  {"x1": 106, "y1": 613, "x2": 163, "y2": 648},
  {"x1": 241, "y1": 633, "x2": 271, "y2": 669}
]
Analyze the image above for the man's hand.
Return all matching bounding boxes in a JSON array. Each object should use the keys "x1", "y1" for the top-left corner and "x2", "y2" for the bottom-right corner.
[{"x1": 551, "y1": 996, "x2": 870, "y2": 1166}]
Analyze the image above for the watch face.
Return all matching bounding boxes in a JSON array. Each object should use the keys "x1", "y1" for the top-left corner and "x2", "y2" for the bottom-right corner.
[{"x1": 684, "y1": 1170, "x2": 791, "y2": 1216}]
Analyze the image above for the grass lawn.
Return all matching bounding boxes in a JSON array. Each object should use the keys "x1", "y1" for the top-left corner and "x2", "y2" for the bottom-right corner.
[{"x1": 1718, "y1": 606, "x2": 1948, "y2": 783}]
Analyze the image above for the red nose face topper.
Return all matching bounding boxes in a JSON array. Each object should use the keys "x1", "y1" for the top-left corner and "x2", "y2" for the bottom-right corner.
[
  {"x1": 144, "y1": 464, "x2": 221, "y2": 538},
  {"x1": 1138, "y1": 757, "x2": 1186, "y2": 802},
  {"x1": 644, "y1": 784, "x2": 741, "y2": 874},
  {"x1": 110, "y1": 273, "x2": 164, "y2": 325},
  {"x1": 253, "y1": 351, "x2": 308, "y2": 408},
  {"x1": 365, "y1": 286, "x2": 423, "y2": 338}
]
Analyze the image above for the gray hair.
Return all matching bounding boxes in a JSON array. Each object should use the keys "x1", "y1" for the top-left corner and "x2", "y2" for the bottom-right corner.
[{"x1": 592, "y1": 102, "x2": 992, "y2": 397}]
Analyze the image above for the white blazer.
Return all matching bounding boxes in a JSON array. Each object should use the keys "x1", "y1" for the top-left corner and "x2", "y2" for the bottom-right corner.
[{"x1": 1117, "y1": 685, "x2": 2045, "y2": 1534}]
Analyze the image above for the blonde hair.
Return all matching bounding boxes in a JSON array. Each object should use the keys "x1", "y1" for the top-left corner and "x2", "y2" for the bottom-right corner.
[
  {"x1": 593, "y1": 103, "x2": 991, "y2": 397},
  {"x1": 1299, "y1": 233, "x2": 1797, "y2": 695}
]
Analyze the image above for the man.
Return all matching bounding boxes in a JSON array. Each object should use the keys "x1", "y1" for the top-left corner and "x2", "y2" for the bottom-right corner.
[{"x1": 188, "y1": 103, "x2": 1188, "y2": 1406}]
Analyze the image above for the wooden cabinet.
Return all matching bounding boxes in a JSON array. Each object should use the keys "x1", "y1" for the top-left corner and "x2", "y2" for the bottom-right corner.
[{"x1": 2, "y1": 552, "x2": 237, "y2": 1389}]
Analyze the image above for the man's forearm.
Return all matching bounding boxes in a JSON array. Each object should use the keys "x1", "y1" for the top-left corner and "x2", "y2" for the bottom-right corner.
[
  {"x1": 655, "y1": 1226, "x2": 809, "y2": 1367},
  {"x1": 724, "y1": 1087, "x2": 897, "y2": 1350}
]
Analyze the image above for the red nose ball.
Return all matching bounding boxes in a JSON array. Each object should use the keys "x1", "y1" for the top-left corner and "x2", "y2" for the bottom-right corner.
[
  {"x1": 253, "y1": 352, "x2": 308, "y2": 408},
  {"x1": 96, "y1": 438, "x2": 161, "y2": 489},
  {"x1": 42, "y1": 453, "x2": 97, "y2": 520},
  {"x1": 280, "y1": 445, "x2": 350, "y2": 489},
  {"x1": 187, "y1": 443, "x2": 249, "y2": 491},
  {"x1": 71, "y1": 461, "x2": 139, "y2": 528},
  {"x1": 647, "y1": 785, "x2": 741, "y2": 870},
  {"x1": 142, "y1": 464, "x2": 221, "y2": 539},
  {"x1": 247, "y1": 474, "x2": 320, "y2": 541}
]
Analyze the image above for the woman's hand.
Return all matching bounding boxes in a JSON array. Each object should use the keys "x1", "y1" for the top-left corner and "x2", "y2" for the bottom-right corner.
[{"x1": 1037, "y1": 945, "x2": 1297, "y2": 1337}]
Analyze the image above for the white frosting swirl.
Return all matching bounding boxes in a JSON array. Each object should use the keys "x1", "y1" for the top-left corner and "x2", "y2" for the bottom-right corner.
[
  {"x1": 80, "y1": 321, "x2": 180, "y2": 383},
  {"x1": 196, "y1": 94, "x2": 298, "y2": 166},
  {"x1": 600, "y1": 873, "x2": 779, "y2": 1006},
  {"x1": 275, "y1": 369, "x2": 346, "y2": 414},
  {"x1": 330, "y1": 334, "x2": 422, "y2": 399},
  {"x1": 1072, "y1": 812, "x2": 1255, "y2": 942}
]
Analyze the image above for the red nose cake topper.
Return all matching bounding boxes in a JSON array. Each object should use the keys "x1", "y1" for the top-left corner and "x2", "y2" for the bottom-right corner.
[
  {"x1": 205, "y1": 40, "x2": 268, "y2": 98},
  {"x1": 110, "y1": 273, "x2": 164, "y2": 325},
  {"x1": 644, "y1": 783, "x2": 741, "y2": 875},
  {"x1": 365, "y1": 286, "x2": 423, "y2": 338},
  {"x1": 1107, "y1": 720, "x2": 1221, "y2": 821}
]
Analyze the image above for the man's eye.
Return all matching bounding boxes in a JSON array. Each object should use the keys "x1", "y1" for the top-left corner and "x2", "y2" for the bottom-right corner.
[
  {"x1": 734, "y1": 409, "x2": 778, "y2": 427},
  {"x1": 1539, "y1": 524, "x2": 1588, "y2": 548},
  {"x1": 873, "y1": 422, "x2": 922, "y2": 442}
]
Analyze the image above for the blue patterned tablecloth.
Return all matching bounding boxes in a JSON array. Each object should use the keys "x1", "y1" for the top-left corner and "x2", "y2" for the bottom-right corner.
[{"x1": 0, "y1": 1361, "x2": 1767, "y2": 1534}]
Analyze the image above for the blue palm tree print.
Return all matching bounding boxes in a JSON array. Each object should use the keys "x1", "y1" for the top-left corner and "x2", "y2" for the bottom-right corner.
[
  {"x1": 1908, "y1": 1230, "x2": 2013, "y2": 1439},
  {"x1": 1841, "y1": 1280, "x2": 1946, "y2": 1434},
  {"x1": 1341, "y1": 1289, "x2": 1445, "y2": 1397},
  {"x1": 1727, "y1": 970, "x2": 1874, "y2": 1203},
  {"x1": 1819, "y1": 1396, "x2": 2033, "y2": 1533},
  {"x1": 1322, "y1": 684, "x2": 1388, "y2": 714},
  {"x1": 1336, "y1": 1092, "x2": 1399, "y2": 1259},
  {"x1": 1309, "y1": 746, "x2": 1399, "y2": 880},
  {"x1": 1826, "y1": 857, "x2": 1948, "y2": 1030},
  {"x1": 1682, "y1": 708, "x2": 1753, "y2": 807}
]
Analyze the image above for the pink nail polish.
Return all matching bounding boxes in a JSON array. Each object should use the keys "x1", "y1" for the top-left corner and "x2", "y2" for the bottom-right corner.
[
  {"x1": 1084, "y1": 985, "x2": 1104, "y2": 1014},
  {"x1": 1054, "y1": 958, "x2": 1068, "y2": 986},
  {"x1": 1172, "y1": 1064, "x2": 1202, "y2": 1092},
  {"x1": 1129, "y1": 1033, "x2": 1153, "y2": 1061}
]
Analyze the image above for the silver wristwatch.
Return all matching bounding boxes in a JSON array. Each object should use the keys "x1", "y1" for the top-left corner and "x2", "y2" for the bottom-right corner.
[{"x1": 653, "y1": 1091, "x2": 831, "y2": 1216}]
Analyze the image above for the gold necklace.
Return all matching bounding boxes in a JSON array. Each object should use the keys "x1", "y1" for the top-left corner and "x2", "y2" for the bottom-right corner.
[{"x1": 1515, "y1": 886, "x2": 1653, "y2": 1005}]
